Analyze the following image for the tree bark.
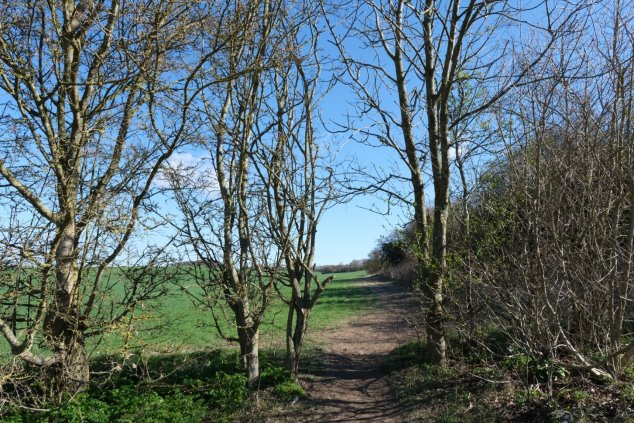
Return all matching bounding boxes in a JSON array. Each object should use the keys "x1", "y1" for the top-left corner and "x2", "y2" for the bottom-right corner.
[
  {"x1": 427, "y1": 204, "x2": 448, "y2": 366},
  {"x1": 45, "y1": 223, "x2": 90, "y2": 391},
  {"x1": 286, "y1": 300, "x2": 310, "y2": 378},
  {"x1": 237, "y1": 319, "x2": 260, "y2": 389}
]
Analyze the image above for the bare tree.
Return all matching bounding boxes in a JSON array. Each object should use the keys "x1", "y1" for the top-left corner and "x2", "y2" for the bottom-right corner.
[
  {"x1": 167, "y1": 0, "x2": 289, "y2": 388},
  {"x1": 168, "y1": 0, "x2": 338, "y2": 385},
  {"x1": 0, "y1": 0, "x2": 236, "y2": 394},
  {"x1": 254, "y1": 11, "x2": 336, "y2": 377},
  {"x1": 325, "y1": 0, "x2": 578, "y2": 365}
]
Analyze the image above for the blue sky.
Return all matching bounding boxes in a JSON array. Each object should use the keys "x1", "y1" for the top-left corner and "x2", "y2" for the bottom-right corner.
[
  {"x1": 310, "y1": 83, "x2": 415, "y2": 265},
  {"x1": 1, "y1": 0, "x2": 549, "y2": 267},
  {"x1": 314, "y1": 195, "x2": 402, "y2": 265},
  {"x1": 309, "y1": 75, "x2": 401, "y2": 264}
]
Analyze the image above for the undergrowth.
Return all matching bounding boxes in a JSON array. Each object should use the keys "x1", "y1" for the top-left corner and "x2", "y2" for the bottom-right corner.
[
  {"x1": 2, "y1": 350, "x2": 304, "y2": 423},
  {"x1": 384, "y1": 336, "x2": 634, "y2": 422}
]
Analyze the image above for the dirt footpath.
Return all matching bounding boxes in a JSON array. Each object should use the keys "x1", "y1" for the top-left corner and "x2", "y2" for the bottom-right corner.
[{"x1": 266, "y1": 275, "x2": 419, "y2": 422}]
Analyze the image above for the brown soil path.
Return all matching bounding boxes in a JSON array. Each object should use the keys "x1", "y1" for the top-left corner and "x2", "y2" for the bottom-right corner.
[{"x1": 265, "y1": 275, "x2": 419, "y2": 422}]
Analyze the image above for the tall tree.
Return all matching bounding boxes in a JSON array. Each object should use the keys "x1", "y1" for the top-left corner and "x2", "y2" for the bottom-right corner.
[
  {"x1": 168, "y1": 0, "x2": 336, "y2": 385},
  {"x1": 257, "y1": 11, "x2": 335, "y2": 377},
  {"x1": 0, "y1": 0, "x2": 236, "y2": 393},
  {"x1": 326, "y1": 0, "x2": 578, "y2": 365},
  {"x1": 168, "y1": 0, "x2": 287, "y2": 388}
]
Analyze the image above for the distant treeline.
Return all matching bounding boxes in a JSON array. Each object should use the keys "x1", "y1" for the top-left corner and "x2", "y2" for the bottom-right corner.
[
  {"x1": 316, "y1": 260, "x2": 367, "y2": 274},
  {"x1": 173, "y1": 260, "x2": 369, "y2": 275}
]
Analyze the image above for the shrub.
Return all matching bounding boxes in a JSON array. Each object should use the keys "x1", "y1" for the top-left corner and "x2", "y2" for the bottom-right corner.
[
  {"x1": 205, "y1": 372, "x2": 248, "y2": 411},
  {"x1": 382, "y1": 341, "x2": 429, "y2": 372},
  {"x1": 113, "y1": 389, "x2": 207, "y2": 423},
  {"x1": 260, "y1": 366, "x2": 291, "y2": 388},
  {"x1": 273, "y1": 380, "x2": 306, "y2": 401}
]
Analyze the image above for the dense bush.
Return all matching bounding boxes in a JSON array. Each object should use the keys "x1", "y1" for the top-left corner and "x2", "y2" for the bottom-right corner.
[{"x1": 366, "y1": 225, "x2": 420, "y2": 285}]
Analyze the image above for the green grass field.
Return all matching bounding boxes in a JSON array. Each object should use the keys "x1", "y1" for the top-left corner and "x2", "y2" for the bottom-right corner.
[
  {"x1": 89, "y1": 270, "x2": 375, "y2": 358},
  {"x1": 2, "y1": 269, "x2": 378, "y2": 422}
]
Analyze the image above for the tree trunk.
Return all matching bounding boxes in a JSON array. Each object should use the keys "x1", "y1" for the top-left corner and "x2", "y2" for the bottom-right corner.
[
  {"x1": 427, "y1": 125, "x2": 450, "y2": 366},
  {"x1": 45, "y1": 223, "x2": 89, "y2": 393},
  {"x1": 286, "y1": 302, "x2": 309, "y2": 378},
  {"x1": 285, "y1": 305, "x2": 298, "y2": 376},
  {"x1": 425, "y1": 205, "x2": 448, "y2": 366},
  {"x1": 48, "y1": 320, "x2": 89, "y2": 395},
  {"x1": 425, "y1": 272, "x2": 447, "y2": 366},
  {"x1": 237, "y1": 319, "x2": 260, "y2": 389}
]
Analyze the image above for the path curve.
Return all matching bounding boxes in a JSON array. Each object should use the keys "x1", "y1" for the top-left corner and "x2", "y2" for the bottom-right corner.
[{"x1": 266, "y1": 275, "x2": 419, "y2": 422}]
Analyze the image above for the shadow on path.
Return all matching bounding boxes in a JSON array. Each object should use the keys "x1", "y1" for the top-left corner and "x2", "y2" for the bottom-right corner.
[
  {"x1": 264, "y1": 277, "x2": 419, "y2": 423},
  {"x1": 294, "y1": 352, "x2": 404, "y2": 422}
]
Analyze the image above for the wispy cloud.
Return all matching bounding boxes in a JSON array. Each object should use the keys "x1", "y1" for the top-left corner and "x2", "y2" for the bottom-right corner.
[{"x1": 157, "y1": 152, "x2": 218, "y2": 194}]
